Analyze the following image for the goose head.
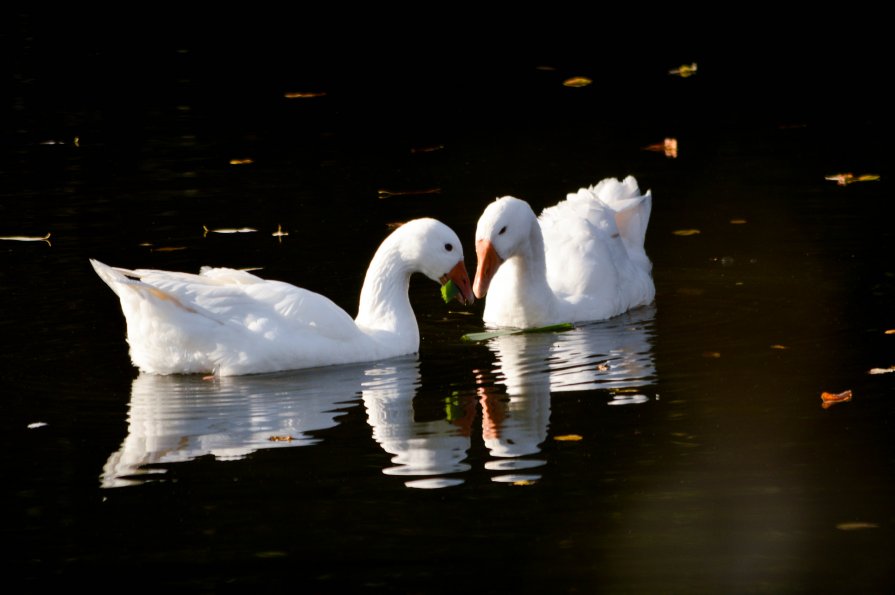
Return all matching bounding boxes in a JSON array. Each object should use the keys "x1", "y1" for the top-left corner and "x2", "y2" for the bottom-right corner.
[
  {"x1": 473, "y1": 196, "x2": 538, "y2": 298},
  {"x1": 397, "y1": 218, "x2": 475, "y2": 306}
]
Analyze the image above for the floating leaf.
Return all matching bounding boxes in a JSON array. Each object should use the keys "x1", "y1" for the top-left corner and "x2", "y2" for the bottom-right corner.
[
  {"x1": 643, "y1": 138, "x2": 678, "y2": 158},
  {"x1": 673, "y1": 229, "x2": 701, "y2": 236},
  {"x1": 0, "y1": 232, "x2": 51, "y2": 245},
  {"x1": 669, "y1": 62, "x2": 698, "y2": 77},
  {"x1": 203, "y1": 225, "x2": 258, "y2": 236},
  {"x1": 229, "y1": 158, "x2": 254, "y2": 165},
  {"x1": 825, "y1": 173, "x2": 881, "y2": 186},
  {"x1": 441, "y1": 279, "x2": 459, "y2": 304},
  {"x1": 461, "y1": 323, "x2": 575, "y2": 342},
  {"x1": 554, "y1": 434, "x2": 583, "y2": 442},
  {"x1": 378, "y1": 187, "x2": 442, "y2": 199},
  {"x1": 770, "y1": 344, "x2": 788, "y2": 350},
  {"x1": 884, "y1": 329, "x2": 895, "y2": 335},
  {"x1": 562, "y1": 76, "x2": 592, "y2": 88},
  {"x1": 868, "y1": 366, "x2": 895, "y2": 375},
  {"x1": 821, "y1": 389, "x2": 852, "y2": 409},
  {"x1": 284, "y1": 91, "x2": 326, "y2": 99}
]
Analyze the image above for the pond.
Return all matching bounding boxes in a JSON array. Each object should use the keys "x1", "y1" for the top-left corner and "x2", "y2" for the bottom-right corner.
[{"x1": 5, "y1": 13, "x2": 892, "y2": 593}]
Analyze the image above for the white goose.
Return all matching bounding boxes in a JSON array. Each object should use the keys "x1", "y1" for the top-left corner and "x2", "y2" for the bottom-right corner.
[
  {"x1": 91, "y1": 218, "x2": 474, "y2": 376},
  {"x1": 473, "y1": 175, "x2": 654, "y2": 328}
]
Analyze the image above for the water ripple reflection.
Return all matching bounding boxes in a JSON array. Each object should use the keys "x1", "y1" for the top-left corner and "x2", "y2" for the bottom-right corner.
[
  {"x1": 475, "y1": 305, "x2": 657, "y2": 482},
  {"x1": 101, "y1": 357, "x2": 421, "y2": 488}
]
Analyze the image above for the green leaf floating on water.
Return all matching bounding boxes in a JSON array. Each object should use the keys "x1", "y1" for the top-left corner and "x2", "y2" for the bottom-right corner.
[
  {"x1": 461, "y1": 323, "x2": 575, "y2": 342},
  {"x1": 441, "y1": 279, "x2": 459, "y2": 303}
]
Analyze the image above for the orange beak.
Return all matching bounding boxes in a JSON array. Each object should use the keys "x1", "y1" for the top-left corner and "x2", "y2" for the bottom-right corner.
[
  {"x1": 440, "y1": 260, "x2": 475, "y2": 306},
  {"x1": 473, "y1": 239, "x2": 503, "y2": 298}
]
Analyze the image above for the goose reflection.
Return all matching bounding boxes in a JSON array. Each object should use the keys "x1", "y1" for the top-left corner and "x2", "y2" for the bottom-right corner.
[
  {"x1": 477, "y1": 305, "x2": 657, "y2": 483},
  {"x1": 101, "y1": 357, "x2": 422, "y2": 488},
  {"x1": 362, "y1": 370, "x2": 474, "y2": 490}
]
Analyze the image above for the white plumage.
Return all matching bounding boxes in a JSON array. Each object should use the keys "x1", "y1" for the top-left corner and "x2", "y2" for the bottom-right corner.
[
  {"x1": 473, "y1": 176, "x2": 655, "y2": 328},
  {"x1": 92, "y1": 218, "x2": 473, "y2": 375}
]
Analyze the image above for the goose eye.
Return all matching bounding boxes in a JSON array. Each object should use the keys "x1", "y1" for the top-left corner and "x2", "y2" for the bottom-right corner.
[
  {"x1": 444, "y1": 243, "x2": 453, "y2": 252},
  {"x1": 498, "y1": 226, "x2": 507, "y2": 235}
]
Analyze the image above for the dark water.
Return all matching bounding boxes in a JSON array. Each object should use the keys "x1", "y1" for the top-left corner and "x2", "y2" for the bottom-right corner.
[{"x1": 4, "y1": 12, "x2": 893, "y2": 593}]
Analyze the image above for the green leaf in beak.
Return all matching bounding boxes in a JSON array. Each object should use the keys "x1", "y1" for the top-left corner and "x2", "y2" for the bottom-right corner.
[{"x1": 441, "y1": 279, "x2": 459, "y2": 304}]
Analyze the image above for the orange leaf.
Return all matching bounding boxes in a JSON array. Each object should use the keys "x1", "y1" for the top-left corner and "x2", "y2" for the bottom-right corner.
[
  {"x1": 554, "y1": 434, "x2": 583, "y2": 442},
  {"x1": 821, "y1": 390, "x2": 852, "y2": 408}
]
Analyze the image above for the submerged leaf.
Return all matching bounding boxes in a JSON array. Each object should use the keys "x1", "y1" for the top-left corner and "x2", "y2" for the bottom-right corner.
[
  {"x1": 461, "y1": 323, "x2": 575, "y2": 342},
  {"x1": 410, "y1": 144, "x2": 445, "y2": 154},
  {"x1": 836, "y1": 522, "x2": 879, "y2": 531},
  {"x1": 730, "y1": 219, "x2": 748, "y2": 225},
  {"x1": 673, "y1": 229, "x2": 701, "y2": 236}
]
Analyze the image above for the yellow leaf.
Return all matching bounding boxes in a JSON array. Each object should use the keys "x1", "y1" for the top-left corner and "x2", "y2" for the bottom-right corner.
[
  {"x1": 512, "y1": 480, "x2": 537, "y2": 486},
  {"x1": 229, "y1": 158, "x2": 254, "y2": 165},
  {"x1": 554, "y1": 434, "x2": 583, "y2": 442},
  {"x1": 826, "y1": 173, "x2": 881, "y2": 186},
  {"x1": 885, "y1": 329, "x2": 895, "y2": 335},
  {"x1": 669, "y1": 63, "x2": 698, "y2": 77},
  {"x1": 673, "y1": 229, "x2": 701, "y2": 236},
  {"x1": 268, "y1": 435, "x2": 296, "y2": 442},
  {"x1": 562, "y1": 76, "x2": 592, "y2": 88}
]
